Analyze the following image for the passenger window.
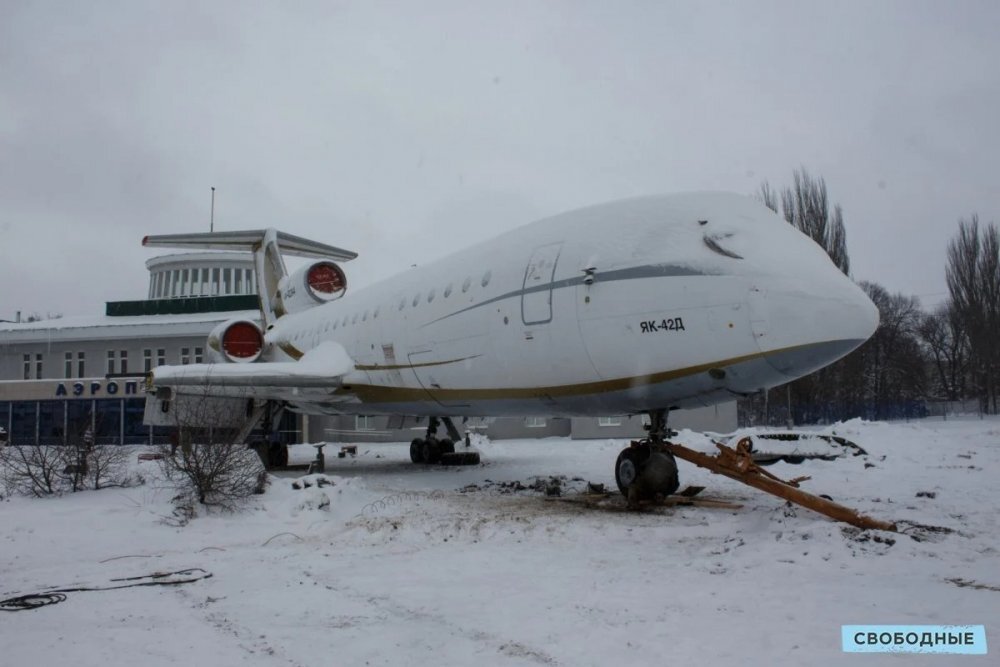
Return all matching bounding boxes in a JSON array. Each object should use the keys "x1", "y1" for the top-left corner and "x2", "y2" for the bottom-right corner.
[
  {"x1": 462, "y1": 277, "x2": 471, "y2": 293},
  {"x1": 444, "y1": 283, "x2": 453, "y2": 298},
  {"x1": 481, "y1": 270, "x2": 492, "y2": 287},
  {"x1": 427, "y1": 289, "x2": 435, "y2": 303},
  {"x1": 412, "y1": 294, "x2": 420, "y2": 307}
]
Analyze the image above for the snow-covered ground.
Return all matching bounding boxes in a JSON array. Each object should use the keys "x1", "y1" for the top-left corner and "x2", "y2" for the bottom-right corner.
[{"x1": 1, "y1": 418, "x2": 997, "y2": 666}]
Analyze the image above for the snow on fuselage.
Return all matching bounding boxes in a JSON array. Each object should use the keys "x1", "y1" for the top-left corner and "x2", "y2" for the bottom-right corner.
[{"x1": 263, "y1": 192, "x2": 878, "y2": 418}]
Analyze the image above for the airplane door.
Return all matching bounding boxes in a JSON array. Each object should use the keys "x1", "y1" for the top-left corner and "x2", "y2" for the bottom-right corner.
[{"x1": 521, "y1": 243, "x2": 563, "y2": 325}]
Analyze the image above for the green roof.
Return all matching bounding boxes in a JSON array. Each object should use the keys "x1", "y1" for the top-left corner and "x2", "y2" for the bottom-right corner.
[{"x1": 106, "y1": 295, "x2": 260, "y2": 317}]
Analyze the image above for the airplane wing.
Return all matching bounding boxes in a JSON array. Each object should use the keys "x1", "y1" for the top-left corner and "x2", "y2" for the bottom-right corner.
[{"x1": 149, "y1": 341, "x2": 355, "y2": 401}]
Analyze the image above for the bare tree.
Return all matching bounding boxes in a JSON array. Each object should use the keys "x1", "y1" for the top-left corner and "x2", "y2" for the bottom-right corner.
[
  {"x1": 0, "y1": 416, "x2": 139, "y2": 497},
  {"x1": 154, "y1": 387, "x2": 268, "y2": 512},
  {"x1": 946, "y1": 215, "x2": 1000, "y2": 413},
  {"x1": 826, "y1": 204, "x2": 850, "y2": 278},
  {"x1": 757, "y1": 181, "x2": 779, "y2": 213},
  {"x1": 768, "y1": 168, "x2": 851, "y2": 275},
  {"x1": 85, "y1": 446, "x2": 137, "y2": 490},
  {"x1": 856, "y1": 282, "x2": 927, "y2": 413},
  {"x1": 918, "y1": 304, "x2": 969, "y2": 401},
  {"x1": 0, "y1": 442, "x2": 64, "y2": 497}
]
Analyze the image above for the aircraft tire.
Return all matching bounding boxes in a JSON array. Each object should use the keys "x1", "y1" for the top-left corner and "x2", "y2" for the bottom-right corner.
[
  {"x1": 614, "y1": 445, "x2": 646, "y2": 496},
  {"x1": 422, "y1": 440, "x2": 442, "y2": 464},
  {"x1": 642, "y1": 449, "x2": 680, "y2": 498},
  {"x1": 440, "y1": 451, "x2": 480, "y2": 466},
  {"x1": 615, "y1": 444, "x2": 679, "y2": 500},
  {"x1": 410, "y1": 438, "x2": 425, "y2": 464},
  {"x1": 439, "y1": 438, "x2": 456, "y2": 454}
]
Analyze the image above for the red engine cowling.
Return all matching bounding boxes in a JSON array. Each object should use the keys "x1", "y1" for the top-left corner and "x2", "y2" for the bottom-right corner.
[
  {"x1": 280, "y1": 261, "x2": 347, "y2": 314},
  {"x1": 207, "y1": 319, "x2": 264, "y2": 363}
]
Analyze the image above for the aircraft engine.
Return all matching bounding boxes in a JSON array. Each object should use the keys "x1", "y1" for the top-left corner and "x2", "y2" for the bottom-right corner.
[
  {"x1": 280, "y1": 261, "x2": 347, "y2": 314},
  {"x1": 207, "y1": 318, "x2": 265, "y2": 363}
]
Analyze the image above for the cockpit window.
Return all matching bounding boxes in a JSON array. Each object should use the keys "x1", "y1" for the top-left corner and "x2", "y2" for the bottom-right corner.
[{"x1": 703, "y1": 233, "x2": 743, "y2": 259}]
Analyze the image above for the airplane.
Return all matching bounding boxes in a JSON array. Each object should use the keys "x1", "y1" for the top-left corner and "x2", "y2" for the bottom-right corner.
[{"x1": 142, "y1": 191, "x2": 879, "y2": 499}]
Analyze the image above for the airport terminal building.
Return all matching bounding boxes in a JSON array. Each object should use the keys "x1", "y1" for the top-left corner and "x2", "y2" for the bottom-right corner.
[{"x1": 0, "y1": 252, "x2": 735, "y2": 446}]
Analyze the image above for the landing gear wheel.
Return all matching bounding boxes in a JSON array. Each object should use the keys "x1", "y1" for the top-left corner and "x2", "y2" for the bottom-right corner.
[
  {"x1": 440, "y1": 451, "x2": 481, "y2": 466},
  {"x1": 410, "y1": 438, "x2": 425, "y2": 464},
  {"x1": 438, "y1": 438, "x2": 456, "y2": 455},
  {"x1": 421, "y1": 440, "x2": 442, "y2": 464},
  {"x1": 615, "y1": 445, "x2": 648, "y2": 496},
  {"x1": 615, "y1": 443, "x2": 680, "y2": 500}
]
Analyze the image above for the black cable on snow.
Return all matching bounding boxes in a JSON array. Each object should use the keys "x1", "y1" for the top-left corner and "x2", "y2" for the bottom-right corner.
[{"x1": 1, "y1": 568, "x2": 213, "y2": 611}]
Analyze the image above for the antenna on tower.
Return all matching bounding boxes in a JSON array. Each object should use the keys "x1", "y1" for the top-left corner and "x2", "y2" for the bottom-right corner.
[{"x1": 210, "y1": 187, "x2": 216, "y2": 232}]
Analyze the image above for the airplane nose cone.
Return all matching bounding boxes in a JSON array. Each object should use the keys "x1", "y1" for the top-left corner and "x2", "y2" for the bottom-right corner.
[
  {"x1": 748, "y1": 273, "x2": 879, "y2": 381},
  {"x1": 853, "y1": 284, "x2": 881, "y2": 340}
]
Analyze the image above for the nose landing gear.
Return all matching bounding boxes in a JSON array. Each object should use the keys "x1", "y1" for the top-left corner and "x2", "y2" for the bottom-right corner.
[
  {"x1": 614, "y1": 409, "x2": 897, "y2": 531},
  {"x1": 614, "y1": 409, "x2": 680, "y2": 503}
]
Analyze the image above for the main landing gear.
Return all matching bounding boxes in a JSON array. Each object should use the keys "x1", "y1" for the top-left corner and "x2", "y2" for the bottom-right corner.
[
  {"x1": 409, "y1": 416, "x2": 458, "y2": 464},
  {"x1": 244, "y1": 400, "x2": 289, "y2": 469},
  {"x1": 614, "y1": 409, "x2": 680, "y2": 503},
  {"x1": 409, "y1": 417, "x2": 481, "y2": 465}
]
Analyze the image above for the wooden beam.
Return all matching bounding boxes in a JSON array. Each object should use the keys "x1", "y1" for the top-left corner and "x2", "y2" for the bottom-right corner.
[{"x1": 663, "y1": 438, "x2": 897, "y2": 532}]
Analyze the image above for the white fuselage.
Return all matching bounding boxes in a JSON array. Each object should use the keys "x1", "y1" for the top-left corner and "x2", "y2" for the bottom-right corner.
[{"x1": 261, "y1": 193, "x2": 878, "y2": 418}]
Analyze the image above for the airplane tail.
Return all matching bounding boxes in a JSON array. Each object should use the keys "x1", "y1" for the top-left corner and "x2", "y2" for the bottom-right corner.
[{"x1": 142, "y1": 229, "x2": 357, "y2": 327}]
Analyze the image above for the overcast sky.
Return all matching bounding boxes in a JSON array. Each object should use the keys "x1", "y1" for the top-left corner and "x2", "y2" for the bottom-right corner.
[{"x1": 2, "y1": 0, "x2": 998, "y2": 320}]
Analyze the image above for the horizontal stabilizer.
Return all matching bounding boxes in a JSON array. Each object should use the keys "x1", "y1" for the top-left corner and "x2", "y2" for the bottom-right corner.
[
  {"x1": 142, "y1": 229, "x2": 357, "y2": 262},
  {"x1": 143, "y1": 227, "x2": 355, "y2": 327},
  {"x1": 149, "y1": 341, "x2": 355, "y2": 400}
]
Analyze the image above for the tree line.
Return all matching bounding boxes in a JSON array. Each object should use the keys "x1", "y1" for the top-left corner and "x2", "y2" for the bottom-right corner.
[{"x1": 740, "y1": 168, "x2": 999, "y2": 425}]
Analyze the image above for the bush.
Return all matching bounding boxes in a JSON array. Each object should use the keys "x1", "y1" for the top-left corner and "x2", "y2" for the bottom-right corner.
[
  {"x1": 156, "y1": 440, "x2": 268, "y2": 511},
  {"x1": 0, "y1": 443, "x2": 139, "y2": 497},
  {"x1": 0, "y1": 443, "x2": 64, "y2": 497}
]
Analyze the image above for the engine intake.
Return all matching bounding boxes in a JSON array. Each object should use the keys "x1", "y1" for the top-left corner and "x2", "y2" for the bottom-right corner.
[
  {"x1": 207, "y1": 319, "x2": 264, "y2": 363},
  {"x1": 280, "y1": 261, "x2": 347, "y2": 314}
]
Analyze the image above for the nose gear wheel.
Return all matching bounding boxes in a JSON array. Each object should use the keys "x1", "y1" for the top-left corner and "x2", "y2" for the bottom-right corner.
[{"x1": 615, "y1": 441, "x2": 680, "y2": 501}]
